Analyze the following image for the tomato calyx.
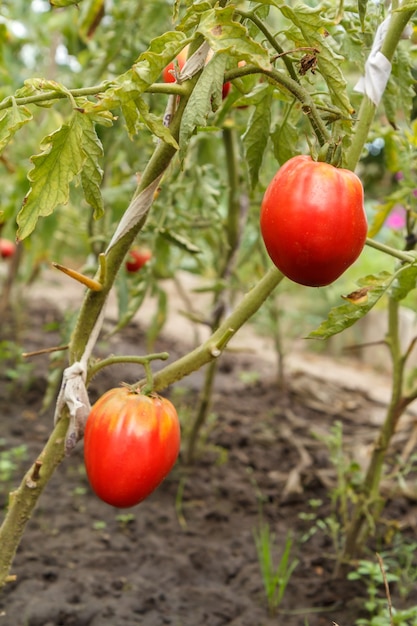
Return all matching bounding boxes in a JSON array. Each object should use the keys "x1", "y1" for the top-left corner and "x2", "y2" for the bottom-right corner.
[{"x1": 316, "y1": 140, "x2": 342, "y2": 167}]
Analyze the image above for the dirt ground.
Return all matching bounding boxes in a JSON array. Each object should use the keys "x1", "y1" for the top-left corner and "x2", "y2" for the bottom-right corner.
[{"x1": 1, "y1": 291, "x2": 417, "y2": 626}]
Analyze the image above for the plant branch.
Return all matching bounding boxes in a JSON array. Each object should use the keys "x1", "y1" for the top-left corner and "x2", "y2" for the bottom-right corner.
[
  {"x1": 365, "y1": 237, "x2": 416, "y2": 264},
  {"x1": 149, "y1": 267, "x2": 285, "y2": 392},
  {"x1": 225, "y1": 64, "x2": 330, "y2": 146}
]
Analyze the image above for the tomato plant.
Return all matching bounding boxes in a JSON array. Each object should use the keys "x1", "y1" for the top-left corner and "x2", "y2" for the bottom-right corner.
[
  {"x1": 0, "y1": 239, "x2": 16, "y2": 259},
  {"x1": 260, "y1": 156, "x2": 368, "y2": 287},
  {"x1": 125, "y1": 247, "x2": 152, "y2": 273},
  {"x1": 84, "y1": 387, "x2": 180, "y2": 508},
  {"x1": 162, "y1": 48, "x2": 188, "y2": 83}
]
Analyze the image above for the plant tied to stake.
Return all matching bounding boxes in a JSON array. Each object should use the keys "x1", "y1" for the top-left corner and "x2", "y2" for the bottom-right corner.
[{"x1": 260, "y1": 155, "x2": 368, "y2": 287}]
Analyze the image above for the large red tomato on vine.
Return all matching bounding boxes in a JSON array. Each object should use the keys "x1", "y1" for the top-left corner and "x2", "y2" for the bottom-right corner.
[
  {"x1": 260, "y1": 155, "x2": 367, "y2": 287},
  {"x1": 84, "y1": 388, "x2": 181, "y2": 508}
]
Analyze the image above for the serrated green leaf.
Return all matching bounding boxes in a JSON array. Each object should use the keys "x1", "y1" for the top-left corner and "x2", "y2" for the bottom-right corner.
[
  {"x1": 275, "y1": 1, "x2": 353, "y2": 116},
  {"x1": 132, "y1": 32, "x2": 188, "y2": 92},
  {"x1": 136, "y1": 98, "x2": 179, "y2": 149},
  {"x1": 308, "y1": 271, "x2": 395, "y2": 340},
  {"x1": 17, "y1": 114, "x2": 86, "y2": 240},
  {"x1": 390, "y1": 264, "x2": 417, "y2": 302},
  {"x1": 179, "y1": 54, "x2": 227, "y2": 155},
  {"x1": 0, "y1": 101, "x2": 32, "y2": 154},
  {"x1": 197, "y1": 7, "x2": 271, "y2": 69},
  {"x1": 78, "y1": 115, "x2": 104, "y2": 219},
  {"x1": 242, "y1": 85, "x2": 273, "y2": 189}
]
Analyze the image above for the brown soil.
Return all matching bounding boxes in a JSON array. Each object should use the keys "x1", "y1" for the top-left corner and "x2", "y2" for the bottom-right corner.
[{"x1": 0, "y1": 299, "x2": 417, "y2": 626}]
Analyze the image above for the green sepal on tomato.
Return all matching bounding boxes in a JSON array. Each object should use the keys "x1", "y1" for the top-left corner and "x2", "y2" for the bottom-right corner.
[
  {"x1": 83, "y1": 387, "x2": 181, "y2": 508},
  {"x1": 260, "y1": 155, "x2": 367, "y2": 287}
]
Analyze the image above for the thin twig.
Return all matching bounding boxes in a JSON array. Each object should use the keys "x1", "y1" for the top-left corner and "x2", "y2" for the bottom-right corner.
[{"x1": 376, "y1": 553, "x2": 394, "y2": 626}]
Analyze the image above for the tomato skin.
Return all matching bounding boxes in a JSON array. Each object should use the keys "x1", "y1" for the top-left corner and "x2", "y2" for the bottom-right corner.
[
  {"x1": 0, "y1": 238, "x2": 16, "y2": 259},
  {"x1": 84, "y1": 388, "x2": 181, "y2": 508},
  {"x1": 222, "y1": 82, "x2": 231, "y2": 99},
  {"x1": 125, "y1": 248, "x2": 152, "y2": 273},
  {"x1": 260, "y1": 155, "x2": 367, "y2": 287}
]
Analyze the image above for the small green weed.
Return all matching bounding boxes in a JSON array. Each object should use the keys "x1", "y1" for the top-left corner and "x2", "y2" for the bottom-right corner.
[
  {"x1": 253, "y1": 520, "x2": 298, "y2": 616},
  {"x1": 348, "y1": 557, "x2": 417, "y2": 626}
]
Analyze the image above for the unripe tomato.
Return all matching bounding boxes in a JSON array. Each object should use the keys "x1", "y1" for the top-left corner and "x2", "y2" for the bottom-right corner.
[
  {"x1": 162, "y1": 48, "x2": 188, "y2": 83},
  {"x1": 260, "y1": 155, "x2": 367, "y2": 287},
  {"x1": 84, "y1": 388, "x2": 181, "y2": 508},
  {"x1": 0, "y1": 238, "x2": 16, "y2": 259},
  {"x1": 125, "y1": 247, "x2": 152, "y2": 273}
]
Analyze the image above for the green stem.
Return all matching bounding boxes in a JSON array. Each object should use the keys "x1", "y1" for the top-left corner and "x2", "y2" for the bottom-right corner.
[
  {"x1": 87, "y1": 352, "x2": 169, "y2": 384},
  {"x1": 0, "y1": 417, "x2": 70, "y2": 588},
  {"x1": 235, "y1": 9, "x2": 299, "y2": 82},
  {"x1": 225, "y1": 65, "x2": 330, "y2": 146},
  {"x1": 365, "y1": 237, "x2": 416, "y2": 264},
  {"x1": 0, "y1": 76, "x2": 197, "y2": 589},
  {"x1": 342, "y1": 297, "x2": 405, "y2": 562},
  {"x1": 150, "y1": 267, "x2": 285, "y2": 392}
]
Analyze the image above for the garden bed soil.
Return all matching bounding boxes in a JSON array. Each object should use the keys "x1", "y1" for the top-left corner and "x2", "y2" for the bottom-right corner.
[{"x1": 1, "y1": 298, "x2": 417, "y2": 626}]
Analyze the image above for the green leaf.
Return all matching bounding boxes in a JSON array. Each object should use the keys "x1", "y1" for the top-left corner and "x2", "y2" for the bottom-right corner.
[
  {"x1": 0, "y1": 101, "x2": 32, "y2": 154},
  {"x1": 179, "y1": 54, "x2": 227, "y2": 155},
  {"x1": 197, "y1": 7, "x2": 271, "y2": 69},
  {"x1": 158, "y1": 228, "x2": 201, "y2": 254},
  {"x1": 274, "y1": 1, "x2": 353, "y2": 116},
  {"x1": 78, "y1": 0, "x2": 105, "y2": 40},
  {"x1": 50, "y1": 0, "x2": 82, "y2": 6},
  {"x1": 78, "y1": 115, "x2": 104, "y2": 219},
  {"x1": 358, "y1": 0, "x2": 368, "y2": 30},
  {"x1": 390, "y1": 265, "x2": 417, "y2": 302},
  {"x1": 383, "y1": 45, "x2": 415, "y2": 126},
  {"x1": 308, "y1": 272, "x2": 395, "y2": 340},
  {"x1": 271, "y1": 114, "x2": 301, "y2": 165},
  {"x1": 132, "y1": 31, "x2": 188, "y2": 92},
  {"x1": 136, "y1": 98, "x2": 179, "y2": 149},
  {"x1": 17, "y1": 114, "x2": 86, "y2": 240},
  {"x1": 242, "y1": 85, "x2": 273, "y2": 189}
]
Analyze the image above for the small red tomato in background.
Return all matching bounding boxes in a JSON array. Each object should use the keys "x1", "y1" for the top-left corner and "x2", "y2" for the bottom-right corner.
[
  {"x1": 222, "y1": 82, "x2": 231, "y2": 99},
  {"x1": 162, "y1": 48, "x2": 188, "y2": 83},
  {"x1": 84, "y1": 387, "x2": 181, "y2": 508},
  {"x1": 125, "y1": 247, "x2": 152, "y2": 273},
  {"x1": 260, "y1": 155, "x2": 367, "y2": 287},
  {"x1": 0, "y1": 238, "x2": 16, "y2": 259}
]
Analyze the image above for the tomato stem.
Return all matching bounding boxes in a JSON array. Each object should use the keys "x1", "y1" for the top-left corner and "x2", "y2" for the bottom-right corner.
[
  {"x1": 87, "y1": 353, "x2": 169, "y2": 384},
  {"x1": 365, "y1": 237, "x2": 416, "y2": 264}
]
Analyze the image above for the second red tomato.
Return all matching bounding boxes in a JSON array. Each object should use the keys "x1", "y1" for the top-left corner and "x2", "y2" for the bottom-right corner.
[{"x1": 260, "y1": 155, "x2": 367, "y2": 287}]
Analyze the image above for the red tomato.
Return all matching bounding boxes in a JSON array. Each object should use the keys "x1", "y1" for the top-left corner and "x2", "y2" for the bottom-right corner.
[
  {"x1": 162, "y1": 48, "x2": 188, "y2": 83},
  {"x1": 260, "y1": 155, "x2": 367, "y2": 287},
  {"x1": 84, "y1": 388, "x2": 181, "y2": 508},
  {"x1": 222, "y1": 82, "x2": 231, "y2": 99},
  {"x1": 125, "y1": 247, "x2": 152, "y2": 273},
  {"x1": 0, "y1": 238, "x2": 16, "y2": 259}
]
